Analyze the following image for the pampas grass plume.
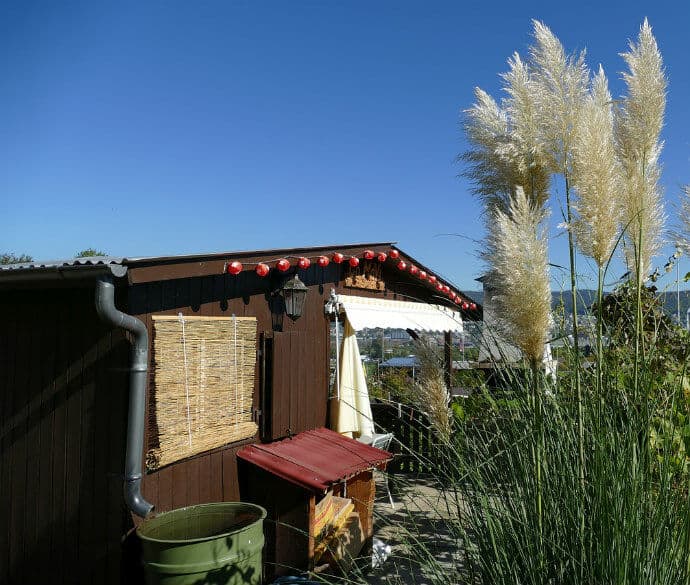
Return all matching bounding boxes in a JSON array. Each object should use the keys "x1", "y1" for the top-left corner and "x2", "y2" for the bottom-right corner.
[
  {"x1": 530, "y1": 20, "x2": 589, "y2": 173},
  {"x1": 571, "y1": 66, "x2": 621, "y2": 267},
  {"x1": 485, "y1": 187, "x2": 551, "y2": 365},
  {"x1": 411, "y1": 337, "x2": 453, "y2": 444},
  {"x1": 616, "y1": 19, "x2": 666, "y2": 279}
]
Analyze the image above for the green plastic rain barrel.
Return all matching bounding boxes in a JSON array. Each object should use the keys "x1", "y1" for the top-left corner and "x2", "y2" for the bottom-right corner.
[{"x1": 137, "y1": 502, "x2": 267, "y2": 585}]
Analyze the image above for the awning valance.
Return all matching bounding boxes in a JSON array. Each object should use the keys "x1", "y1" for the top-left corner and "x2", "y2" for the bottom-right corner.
[{"x1": 336, "y1": 294, "x2": 463, "y2": 333}]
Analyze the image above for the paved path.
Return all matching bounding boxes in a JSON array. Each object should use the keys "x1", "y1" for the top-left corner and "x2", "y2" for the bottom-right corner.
[{"x1": 359, "y1": 473, "x2": 464, "y2": 585}]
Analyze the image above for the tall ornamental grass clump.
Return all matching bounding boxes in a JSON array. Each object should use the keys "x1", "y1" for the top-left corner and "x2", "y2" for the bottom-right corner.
[
  {"x1": 444, "y1": 352, "x2": 690, "y2": 585},
  {"x1": 437, "y1": 19, "x2": 690, "y2": 585}
]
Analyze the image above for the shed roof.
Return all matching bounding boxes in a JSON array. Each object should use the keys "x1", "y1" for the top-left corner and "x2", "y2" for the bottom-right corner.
[
  {"x1": 0, "y1": 242, "x2": 481, "y2": 317},
  {"x1": 236, "y1": 427, "x2": 392, "y2": 493}
]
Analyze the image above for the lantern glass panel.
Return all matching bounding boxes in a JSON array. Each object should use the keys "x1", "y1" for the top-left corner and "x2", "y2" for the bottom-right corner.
[{"x1": 282, "y1": 274, "x2": 308, "y2": 321}]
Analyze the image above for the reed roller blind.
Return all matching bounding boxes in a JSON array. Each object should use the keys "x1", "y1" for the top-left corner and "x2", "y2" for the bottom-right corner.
[{"x1": 147, "y1": 315, "x2": 258, "y2": 470}]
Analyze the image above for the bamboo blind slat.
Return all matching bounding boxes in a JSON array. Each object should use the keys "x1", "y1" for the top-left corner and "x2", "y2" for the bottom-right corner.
[{"x1": 147, "y1": 315, "x2": 258, "y2": 470}]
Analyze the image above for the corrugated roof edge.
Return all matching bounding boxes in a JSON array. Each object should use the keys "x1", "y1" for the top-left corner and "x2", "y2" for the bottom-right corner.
[
  {"x1": 0, "y1": 256, "x2": 125, "y2": 271},
  {"x1": 0, "y1": 242, "x2": 397, "y2": 273}
]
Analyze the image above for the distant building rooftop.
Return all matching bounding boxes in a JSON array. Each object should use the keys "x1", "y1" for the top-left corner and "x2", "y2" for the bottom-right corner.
[{"x1": 380, "y1": 355, "x2": 420, "y2": 368}]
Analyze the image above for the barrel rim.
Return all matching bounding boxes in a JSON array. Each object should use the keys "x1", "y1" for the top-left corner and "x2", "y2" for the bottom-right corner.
[{"x1": 137, "y1": 502, "x2": 267, "y2": 545}]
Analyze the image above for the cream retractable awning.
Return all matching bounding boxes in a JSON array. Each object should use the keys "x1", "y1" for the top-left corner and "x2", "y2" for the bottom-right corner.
[{"x1": 337, "y1": 294, "x2": 463, "y2": 333}]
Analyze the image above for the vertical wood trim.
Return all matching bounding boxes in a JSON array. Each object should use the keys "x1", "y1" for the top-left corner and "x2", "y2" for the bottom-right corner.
[{"x1": 444, "y1": 330, "x2": 452, "y2": 389}]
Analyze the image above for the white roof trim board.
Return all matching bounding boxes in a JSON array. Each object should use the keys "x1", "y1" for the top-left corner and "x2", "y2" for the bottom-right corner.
[{"x1": 336, "y1": 294, "x2": 463, "y2": 333}]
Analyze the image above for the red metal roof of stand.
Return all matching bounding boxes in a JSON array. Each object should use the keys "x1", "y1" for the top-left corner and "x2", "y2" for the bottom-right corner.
[{"x1": 237, "y1": 428, "x2": 393, "y2": 493}]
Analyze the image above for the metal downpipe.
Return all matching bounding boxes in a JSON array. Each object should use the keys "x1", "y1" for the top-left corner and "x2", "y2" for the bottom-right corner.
[{"x1": 95, "y1": 277, "x2": 154, "y2": 518}]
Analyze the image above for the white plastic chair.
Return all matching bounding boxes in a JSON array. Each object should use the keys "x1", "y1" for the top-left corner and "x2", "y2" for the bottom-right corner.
[{"x1": 368, "y1": 432, "x2": 395, "y2": 509}]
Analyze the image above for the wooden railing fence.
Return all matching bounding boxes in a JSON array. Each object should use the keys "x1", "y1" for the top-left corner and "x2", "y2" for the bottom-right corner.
[{"x1": 370, "y1": 401, "x2": 436, "y2": 474}]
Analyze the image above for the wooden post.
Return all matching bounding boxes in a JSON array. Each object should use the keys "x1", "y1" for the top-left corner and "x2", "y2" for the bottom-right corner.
[{"x1": 444, "y1": 330, "x2": 452, "y2": 389}]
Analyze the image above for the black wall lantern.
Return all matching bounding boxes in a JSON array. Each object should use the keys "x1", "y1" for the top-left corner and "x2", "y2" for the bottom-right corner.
[{"x1": 281, "y1": 273, "x2": 308, "y2": 321}]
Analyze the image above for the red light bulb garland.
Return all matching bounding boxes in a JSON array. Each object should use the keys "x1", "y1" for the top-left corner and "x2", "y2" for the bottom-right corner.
[{"x1": 222, "y1": 248, "x2": 477, "y2": 310}]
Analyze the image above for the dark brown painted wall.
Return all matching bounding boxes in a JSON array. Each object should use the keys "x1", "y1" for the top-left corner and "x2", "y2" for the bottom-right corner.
[
  {"x1": 0, "y1": 269, "x2": 334, "y2": 585},
  {"x1": 0, "y1": 287, "x2": 132, "y2": 585},
  {"x1": 128, "y1": 268, "x2": 333, "y2": 518}
]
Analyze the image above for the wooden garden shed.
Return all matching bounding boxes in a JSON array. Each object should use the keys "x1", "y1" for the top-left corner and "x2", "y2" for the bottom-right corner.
[{"x1": 0, "y1": 242, "x2": 478, "y2": 584}]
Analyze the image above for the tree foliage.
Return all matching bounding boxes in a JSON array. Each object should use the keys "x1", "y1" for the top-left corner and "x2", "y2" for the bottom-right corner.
[
  {"x1": 0, "y1": 252, "x2": 33, "y2": 265},
  {"x1": 75, "y1": 248, "x2": 107, "y2": 257}
]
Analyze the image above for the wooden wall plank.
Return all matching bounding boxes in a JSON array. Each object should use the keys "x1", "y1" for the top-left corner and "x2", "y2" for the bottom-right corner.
[
  {"x1": 23, "y1": 303, "x2": 47, "y2": 584},
  {"x1": 196, "y1": 453, "x2": 212, "y2": 505},
  {"x1": 63, "y1": 297, "x2": 84, "y2": 579},
  {"x1": 91, "y1": 325, "x2": 113, "y2": 585},
  {"x1": 77, "y1": 311, "x2": 99, "y2": 585},
  {"x1": 104, "y1": 328, "x2": 129, "y2": 585},
  {"x1": 0, "y1": 303, "x2": 18, "y2": 584},
  {"x1": 35, "y1": 299, "x2": 59, "y2": 584},
  {"x1": 8, "y1": 307, "x2": 32, "y2": 583},
  {"x1": 222, "y1": 447, "x2": 239, "y2": 501},
  {"x1": 209, "y1": 451, "x2": 224, "y2": 502},
  {"x1": 155, "y1": 465, "x2": 174, "y2": 513},
  {"x1": 172, "y1": 463, "x2": 188, "y2": 511}
]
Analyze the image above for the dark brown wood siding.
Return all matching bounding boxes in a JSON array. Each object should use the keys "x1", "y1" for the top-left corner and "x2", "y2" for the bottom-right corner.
[
  {"x1": 128, "y1": 269, "x2": 331, "y2": 517},
  {"x1": 0, "y1": 286, "x2": 132, "y2": 585}
]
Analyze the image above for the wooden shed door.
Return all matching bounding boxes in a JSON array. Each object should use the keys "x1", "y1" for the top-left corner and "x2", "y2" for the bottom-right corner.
[{"x1": 260, "y1": 330, "x2": 327, "y2": 441}]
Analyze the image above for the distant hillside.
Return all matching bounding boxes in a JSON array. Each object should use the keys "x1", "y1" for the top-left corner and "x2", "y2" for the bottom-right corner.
[{"x1": 464, "y1": 289, "x2": 690, "y2": 322}]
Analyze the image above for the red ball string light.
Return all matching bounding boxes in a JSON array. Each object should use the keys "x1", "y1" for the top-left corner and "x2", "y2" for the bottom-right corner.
[{"x1": 224, "y1": 251, "x2": 472, "y2": 316}]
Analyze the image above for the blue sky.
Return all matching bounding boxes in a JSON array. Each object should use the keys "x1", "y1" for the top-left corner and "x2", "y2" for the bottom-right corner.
[{"x1": 2, "y1": 1, "x2": 688, "y2": 292}]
